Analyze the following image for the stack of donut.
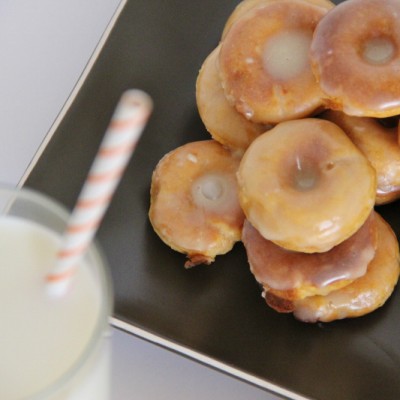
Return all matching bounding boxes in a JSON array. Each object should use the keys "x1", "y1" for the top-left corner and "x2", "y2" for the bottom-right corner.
[{"x1": 149, "y1": 0, "x2": 400, "y2": 322}]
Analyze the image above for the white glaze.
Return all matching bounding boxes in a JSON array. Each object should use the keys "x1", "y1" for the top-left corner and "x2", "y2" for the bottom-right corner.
[
  {"x1": 363, "y1": 37, "x2": 395, "y2": 65},
  {"x1": 263, "y1": 30, "x2": 312, "y2": 81}
]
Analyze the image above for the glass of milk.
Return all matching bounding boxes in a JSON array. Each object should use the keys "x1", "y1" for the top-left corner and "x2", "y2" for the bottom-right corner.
[{"x1": 0, "y1": 184, "x2": 113, "y2": 400}]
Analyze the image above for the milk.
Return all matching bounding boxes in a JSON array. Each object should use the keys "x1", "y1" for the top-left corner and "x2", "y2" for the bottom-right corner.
[{"x1": 0, "y1": 216, "x2": 110, "y2": 399}]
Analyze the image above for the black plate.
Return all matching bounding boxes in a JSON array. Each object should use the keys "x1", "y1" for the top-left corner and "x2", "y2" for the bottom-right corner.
[{"x1": 25, "y1": 1, "x2": 400, "y2": 399}]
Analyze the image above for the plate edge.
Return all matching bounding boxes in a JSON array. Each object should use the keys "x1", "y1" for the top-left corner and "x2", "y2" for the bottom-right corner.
[{"x1": 111, "y1": 316, "x2": 309, "y2": 400}]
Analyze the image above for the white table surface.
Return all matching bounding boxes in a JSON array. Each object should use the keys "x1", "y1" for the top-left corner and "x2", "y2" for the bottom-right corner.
[{"x1": 0, "y1": 1, "x2": 282, "y2": 399}]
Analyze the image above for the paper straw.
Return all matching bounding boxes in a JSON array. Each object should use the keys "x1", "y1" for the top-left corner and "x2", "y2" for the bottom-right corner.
[{"x1": 46, "y1": 89, "x2": 153, "y2": 296}]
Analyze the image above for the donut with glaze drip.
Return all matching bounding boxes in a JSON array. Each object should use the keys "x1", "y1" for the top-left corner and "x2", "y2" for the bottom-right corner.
[
  {"x1": 218, "y1": 0, "x2": 329, "y2": 124},
  {"x1": 242, "y1": 211, "x2": 377, "y2": 305},
  {"x1": 237, "y1": 118, "x2": 377, "y2": 253},
  {"x1": 321, "y1": 110, "x2": 400, "y2": 205},
  {"x1": 310, "y1": 0, "x2": 400, "y2": 117},
  {"x1": 293, "y1": 213, "x2": 400, "y2": 322},
  {"x1": 149, "y1": 140, "x2": 245, "y2": 268},
  {"x1": 196, "y1": 45, "x2": 267, "y2": 153}
]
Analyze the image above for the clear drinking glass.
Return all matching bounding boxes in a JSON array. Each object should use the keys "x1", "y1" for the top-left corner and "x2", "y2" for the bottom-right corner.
[{"x1": 0, "y1": 184, "x2": 113, "y2": 400}]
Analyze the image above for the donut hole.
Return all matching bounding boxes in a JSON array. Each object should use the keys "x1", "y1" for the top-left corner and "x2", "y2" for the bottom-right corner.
[
  {"x1": 290, "y1": 156, "x2": 321, "y2": 192},
  {"x1": 191, "y1": 173, "x2": 231, "y2": 211},
  {"x1": 199, "y1": 177, "x2": 224, "y2": 200},
  {"x1": 361, "y1": 35, "x2": 396, "y2": 65},
  {"x1": 262, "y1": 30, "x2": 313, "y2": 81}
]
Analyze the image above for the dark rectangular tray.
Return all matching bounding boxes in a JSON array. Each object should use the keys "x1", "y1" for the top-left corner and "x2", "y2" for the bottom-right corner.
[{"x1": 25, "y1": 1, "x2": 400, "y2": 399}]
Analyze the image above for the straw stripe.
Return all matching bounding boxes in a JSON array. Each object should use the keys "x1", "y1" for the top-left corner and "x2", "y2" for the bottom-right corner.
[
  {"x1": 64, "y1": 217, "x2": 102, "y2": 234},
  {"x1": 46, "y1": 89, "x2": 153, "y2": 296},
  {"x1": 87, "y1": 166, "x2": 126, "y2": 183},
  {"x1": 57, "y1": 242, "x2": 90, "y2": 259},
  {"x1": 99, "y1": 142, "x2": 136, "y2": 157},
  {"x1": 46, "y1": 268, "x2": 77, "y2": 283},
  {"x1": 108, "y1": 114, "x2": 148, "y2": 130},
  {"x1": 77, "y1": 193, "x2": 113, "y2": 208}
]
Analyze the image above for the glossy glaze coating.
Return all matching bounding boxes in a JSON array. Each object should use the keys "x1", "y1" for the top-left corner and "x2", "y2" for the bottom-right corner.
[
  {"x1": 196, "y1": 45, "x2": 267, "y2": 153},
  {"x1": 149, "y1": 140, "x2": 244, "y2": 267},
  {"x1": 218, "y1": 0, "x2": 328, "y2": 124},
  {"x1": 221, "y1": 0, "x2": 334, "y2": 39},
  {"x1": 322, "y1": 110, "x2": 400, "y2": 204},
  {"x1": 293, "y1": 213, "x2": 400, "y2": 322},
  {"x1": 242, "y1": 212, "x2": 377, "y2": 302},
  {"x1": 238, "y1": 118, "x2": 377, "y2": 253},
  {"x1": 311, "y1": 0, "x2": 400, "y2": 117}
]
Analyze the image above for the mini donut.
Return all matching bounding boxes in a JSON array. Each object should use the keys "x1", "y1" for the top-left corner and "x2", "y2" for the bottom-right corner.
[
  {"x1": 293, "y1": 213, "x2": 400, "y2": 323},
  {"x1": 237, "y1": 118, "x2": 377, "y2": 253},
  {"x1": 218, "y1": 0, "x2": 329, "y2": 124},
  {"x1": 321, "y1": 110, "x2": 400, "y2": 205},
  {"x1": 149, "y1": 140, "x2": 245, "y2": 268},
  {"x1": 196, "y1": 45, "x2": 267, "y2": 153},
  {"x1": 242, "y1": 211, "x2": 377, "y2": 306},
  {"x1": 221, "y1": 0, "x2": 334, "y2": 38},
  {"x1": 310, "y1": 0, "x2": 400, "y2": 118}
]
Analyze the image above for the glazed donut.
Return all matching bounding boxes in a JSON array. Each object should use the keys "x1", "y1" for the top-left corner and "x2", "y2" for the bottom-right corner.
[
  {"x1": 218, "y1": 0, "x2": 329, "y2": 124},
  {"x1": 149, "y1": 140, "x2": 245, "y2": 268},
  {"x1": 322, "y1": 110, "x2": 400, "y2": 205},
  {"x1": 310, "y1": 0, "x2": 400, "y2": 118},
  {"x1": 196, "y1": 45, "x2": 267, "y2": 153},
  {"x1": 237, "y1": 118, "x2": 377, "y2": 253},
  {"x1": 221, "y1": 0, "x2": 334, "y2": 38},
  {"x1": 293, "y1": 213, "x2": 400, "y2": 323},
  {"x1": 242, "y1": 212, "x2": 377, "y2": 306}
]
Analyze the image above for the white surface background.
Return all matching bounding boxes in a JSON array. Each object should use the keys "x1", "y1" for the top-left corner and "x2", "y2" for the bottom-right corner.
[{"x1": 0, "y1": 1, "x2": 282, "y2": 399}]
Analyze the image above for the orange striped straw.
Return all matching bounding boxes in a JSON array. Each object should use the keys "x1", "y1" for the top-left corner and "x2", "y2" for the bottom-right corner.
[{"x1": 46, "y1": 89, "x2": 153, "y2": 296}]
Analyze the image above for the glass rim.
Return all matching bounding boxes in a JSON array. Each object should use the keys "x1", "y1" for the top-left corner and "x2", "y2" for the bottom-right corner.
[{"x1": 0, "y1": 183, "x2": 113, "y2": 399}]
